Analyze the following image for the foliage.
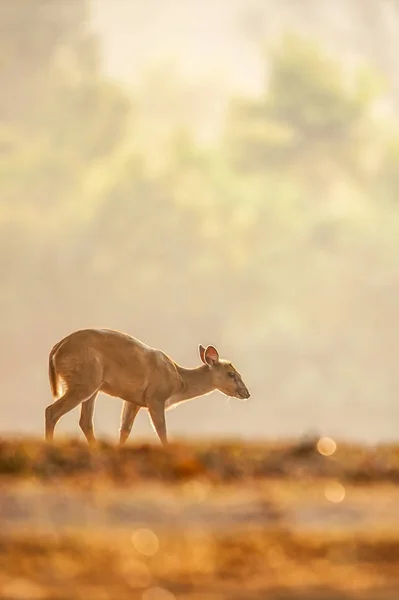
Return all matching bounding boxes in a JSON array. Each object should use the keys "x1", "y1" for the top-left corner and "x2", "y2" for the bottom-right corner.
[{"x1": 2, "y1": 2, "x2": 399, "y2": 440}]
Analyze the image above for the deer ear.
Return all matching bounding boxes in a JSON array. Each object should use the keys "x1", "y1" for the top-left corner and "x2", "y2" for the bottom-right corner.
[
  {"x1": 199, "y1": 344, "x2": 206, "y2": 364},
  {"x1": 204, "y1": 345, "x2": 219, "y2": 366}
]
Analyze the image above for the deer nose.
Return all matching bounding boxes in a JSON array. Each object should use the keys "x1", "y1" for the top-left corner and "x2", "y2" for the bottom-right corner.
[{"x1": 240, "y1": 387, "x2": 250, "y2": 400}]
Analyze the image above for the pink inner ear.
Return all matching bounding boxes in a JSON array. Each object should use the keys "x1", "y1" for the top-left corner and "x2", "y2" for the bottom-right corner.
[{"x1": 205, "y1": 345, "x2": 219, "y2": 364}]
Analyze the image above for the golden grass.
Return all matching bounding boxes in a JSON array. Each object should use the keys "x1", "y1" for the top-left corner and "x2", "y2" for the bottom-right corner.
[
  {"x1": 1, "y1": 437, "x2": 399, "y2": 599},
  {"x1": 0, "y1": 436, "x2": 398, "y2": 484},
  {"x1": 2, "y1": 527, "x2": 399, "y2": 600}
]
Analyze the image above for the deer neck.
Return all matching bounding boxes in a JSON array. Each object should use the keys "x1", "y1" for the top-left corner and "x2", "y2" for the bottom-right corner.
[{"x1": 174, "y1": 364, "x2": 215, "y2": 402}]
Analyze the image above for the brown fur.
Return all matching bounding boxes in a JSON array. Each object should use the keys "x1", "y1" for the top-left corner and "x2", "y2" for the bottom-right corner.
[{"x1": 45, "y1": 328, "x2": 250, "y2": 445}]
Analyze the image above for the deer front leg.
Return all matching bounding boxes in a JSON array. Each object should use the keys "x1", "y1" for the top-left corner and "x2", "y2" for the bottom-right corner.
[
  {"x1": 119, "y1": 401, "x2": 141, "y2": 446},
  {"x1": 148, "y1": 402, "x2": 168, "y2": 445}
]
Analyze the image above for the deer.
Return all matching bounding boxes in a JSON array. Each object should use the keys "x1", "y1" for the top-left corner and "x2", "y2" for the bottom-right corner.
[{"x1": 45, "y1": 328, "x2": 250, "y2": 446}]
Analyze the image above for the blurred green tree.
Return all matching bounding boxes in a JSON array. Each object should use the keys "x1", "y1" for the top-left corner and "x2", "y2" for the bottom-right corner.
[
  {"x1": 0, "y1": 0, "x2": 130, "y2": 231},
  {"x1": 224, "y1": 33, "x2": 382, "y2": 191},
  {"x1": 0, "y1": 0, "x2": 133, "y2": 337},
  {"x1": 2, "y1": 14, "x2": 399, "y2": 439}
]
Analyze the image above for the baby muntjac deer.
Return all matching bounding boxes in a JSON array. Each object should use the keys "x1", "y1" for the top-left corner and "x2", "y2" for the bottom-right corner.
[{"x1": 45, "y1": 328, "x2": 250, "y2": 445}]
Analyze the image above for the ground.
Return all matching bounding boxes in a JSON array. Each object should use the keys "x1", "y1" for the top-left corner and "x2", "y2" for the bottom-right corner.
[{"x1": 0, "y1": 436, "x2": 398, "y2": 599}]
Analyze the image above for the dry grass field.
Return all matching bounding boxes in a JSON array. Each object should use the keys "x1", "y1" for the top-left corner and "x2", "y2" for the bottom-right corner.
[{"x1": 0, "y1": 437, "x2": 399, "y2": 600}]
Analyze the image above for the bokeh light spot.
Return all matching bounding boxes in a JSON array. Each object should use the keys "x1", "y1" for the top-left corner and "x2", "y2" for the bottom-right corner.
[
  {"x1": 324, "y1": 481, "x2": 345, "y2": 503},
  {"x1": 142, "y1": 586, "x2": 175, "y2": 600},
  {"x1": 120, "y1": 558, "x2": 152, "y2": 588},
  {"x1": 132, "y1": 528, "x2": 159, "y2": 557},
  {"x1": 317, "y1": 436, "x2": 337, "y2": 456}
]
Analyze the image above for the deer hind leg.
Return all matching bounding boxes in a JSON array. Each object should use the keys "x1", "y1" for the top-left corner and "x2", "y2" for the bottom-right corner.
[
  {"x1": 79, "y1": 393, "x2": 98, "y2": 445},
  {"x1": 45, "y1": 384, "x2": 99, "y2": 442},
  {"x1": 119, "y1": 401, "x2": 141, "y2": 446}
]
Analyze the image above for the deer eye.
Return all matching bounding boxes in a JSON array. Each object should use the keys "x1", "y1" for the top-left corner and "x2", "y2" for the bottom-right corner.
[{"x1": 227, "y1": 372, "x2": 235, "y2": 379}]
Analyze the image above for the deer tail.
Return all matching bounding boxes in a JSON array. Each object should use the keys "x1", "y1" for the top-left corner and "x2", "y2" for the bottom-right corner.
[{"x1": 48, "y1": 340, "x2": 63, "y2": 398}]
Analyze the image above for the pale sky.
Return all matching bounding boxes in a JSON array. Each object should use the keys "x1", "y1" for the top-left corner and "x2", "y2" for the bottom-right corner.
[{"x1": 90, "y1": 0, "x2": 265, "y2": 93}]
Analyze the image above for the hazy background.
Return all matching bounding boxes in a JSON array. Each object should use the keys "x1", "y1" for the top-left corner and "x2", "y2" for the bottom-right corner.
[{"x1": 2, "y1": 0, "x2": 399, "y2": 444}]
